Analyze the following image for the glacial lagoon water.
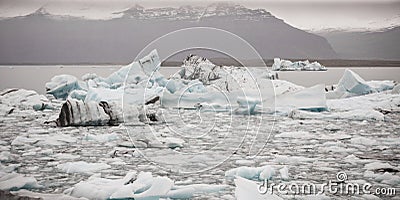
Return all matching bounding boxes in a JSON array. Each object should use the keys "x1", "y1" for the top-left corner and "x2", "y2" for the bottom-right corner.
[
  {"x1": 1, "y1": 65, "x2": 400, "y2": 94},
  {"x1": 1, "y1": 64, "x2": 399, "y2": 199}
]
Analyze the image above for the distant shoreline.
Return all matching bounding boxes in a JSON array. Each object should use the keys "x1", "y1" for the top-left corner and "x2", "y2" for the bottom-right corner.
[{"x1": 1, "y1": 59, "x2": 400, "y2": 68}]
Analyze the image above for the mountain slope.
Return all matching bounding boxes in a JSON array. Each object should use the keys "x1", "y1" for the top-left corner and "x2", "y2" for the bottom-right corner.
[
  {"x1": 317, "y1": 27, "x2": 400, "y2": 60},
  {"x1": 0, "y1": 4, "x2": 337, "y2": 64}
]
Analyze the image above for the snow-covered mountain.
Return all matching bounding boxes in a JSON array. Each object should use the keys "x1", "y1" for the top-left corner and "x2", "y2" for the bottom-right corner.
[
  {"x1": 0, "y1": 3, "x2": 337, "y2": 64},
  {"x1": 114, "y1": 3, "x2": 275, "y2": 21}
]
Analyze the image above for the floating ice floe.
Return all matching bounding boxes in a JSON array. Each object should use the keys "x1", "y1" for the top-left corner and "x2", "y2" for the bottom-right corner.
[
  {"x1": 234, "y1": 176, "x2": 283, "y2": 200},
  {"x1": 289, "y1": 109, "x2": 384, "y2": 121},
  {"x1": 11, "y1": 189, "x2": 86, "y2": 200},
  {"x1": 275, "y1": 84, "x2": 327, "y2": 113},
  {"x1": 272, "y1": 58, "x2": 327, "y2": 71},
  {"x1": 57, "y1": 161, "x2": 111, "y2": 174},
  {"x1": 292, "y1": 85, "x2": 400, "y2": 121},
  {"x1": 11, "y1": 133, "x2": 76, "y2": 146},
  {"x1": 275, "y1": 131, "x2": 314, "y2": 139},
  {"x1": 279, "y1": 166, "x2": 289, "y2": 180},
  {"x1": 0, "y1": 151, "x2": 11, "y2": 162},
  {"x1": 0, "y1": 172, "x2": 42, "y2": 191},
  {"x1": 83, "y1": 133, "x2": 120, "y2": 143},
  {"x1": 374, "y1": 172, "x2": 400, "y2": 185},
  {"x1": 225, "y1": 165, "x2": 276, "y2": 181},
  {"x1": 273, "y1": 155, "x2": 316, "y2": 165},
  {"x1": 0, "y1": 88, "x2": 52, "y2": 112},
  {"x1": 364, "y1": 161, "x2": 398, "y2": 171},
  {"x1": 328, "y1": 91, "x2": 400, "y2": 113},
  {"x1": 327, "y1": 69, "x2": 394, "y2": 99},
  {"x1": 66, "y1": 171, "x2": 227, "y2": 200},
  {"x1": 159, "y1": 137, "x2": 185, "y2": 148}
]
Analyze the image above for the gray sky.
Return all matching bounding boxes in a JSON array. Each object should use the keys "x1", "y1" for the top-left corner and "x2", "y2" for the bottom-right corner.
[{"x1": 0, "y1": 0, "x2": 399, "y2": 31}]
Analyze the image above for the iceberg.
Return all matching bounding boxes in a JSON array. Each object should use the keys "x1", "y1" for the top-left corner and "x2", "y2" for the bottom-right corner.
[
  {"x1": 327, "y1": 90, "x2": 400, "y2": 114},
  {"x1": 56, "y1": 161, "x2": 111, "y2": 174},
  {"x1": 279, "y1": 166, "x2": 289, "y2": 180},
  {"x1": 56, "y1": 99, "x2": 110, "y2": 126},
  {"x1": 0, "y1": 88, "x2": 52, "y2": 111},
  {"x1": 275, "y1": 84, "x2": 327, "y2": 112},
  {"x1": 67, "y1": 90, "x2": 87, "y2": 101},
  {"x1": 164, "y1": 67, "x2": 329, "y2": 115},
  {"x1": 234, "y1": 176, "x2": 283, "y2": 200},
  {"x1": 0, "y1": 172, "x2": 42, "y2": 191},
  {"x1": 68, "y1": 171, "x2": 226, "y2": 200},
  {"x1": 83, "y1": 133, "x2": 120, "y2": 143},
  {"x1": 375, "y1": 172, "x2": 400, "y2": 185},
  {"x1": 11, "y1": 190, "x2": 85, "y2": 200},
  {"x1": 392, "y1": 84, "x2": 400, "y2": 94},
  {"x1": 225, "y1": 165, "x2": 276, "y2": 181},
  {"x1": 68, "y1": 171, "x2": 138, "y2": 199},
  {"x1": 178, "y1": 54, "x2": 272, "y2": 92},
  {"x1": 289, "y1": 109, "x2": 384, "y2": 121},
  {"x1": 49, "y1": 50, "x2": 167, "y2": 126},
  {"x1": 167, "y1": 184, "x2": 227, "y2": 199},
  {"x1": 11, "y1": 133, "x2": 77, "y2": 146},
  {"x1": 162, "y1": 54, "x2": 329, "y2": 114},
  {"x1": 56, "y1": 99, "x2": 162, "y2": 126},
  {"x1": 0, "y1": 104, "x2": 14, "y2": 116},
  {"x1": 46, "y1": 74, "x2": 86, "y2": 99},
  {"x1": 46, "y1": 49, "x2": 161, "y2": 107},
  {"x1": 161, "y1": 55, "x2": 276, "y2": 113},
  {"x1": 272, "y1": 58, "x2": 326, "y2": 71},
  {"x1": 327, "y1": 69, "x2": 395, "y2": 99},
  {"x1": 49, "y1": 51, "x2": 328, "y2": 122}
]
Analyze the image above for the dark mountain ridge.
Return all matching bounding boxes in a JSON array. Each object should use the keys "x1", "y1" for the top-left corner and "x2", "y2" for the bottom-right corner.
[{"x1": 0, "y1": 4, "x2": 338, "y2": 64}]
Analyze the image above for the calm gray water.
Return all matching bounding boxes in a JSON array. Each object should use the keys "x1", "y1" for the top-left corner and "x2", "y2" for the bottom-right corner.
[{"x1": 0, "y1": 65, "x2": 399, "y2": 94}]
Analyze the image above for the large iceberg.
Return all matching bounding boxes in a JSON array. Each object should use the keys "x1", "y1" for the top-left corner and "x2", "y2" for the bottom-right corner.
[
  {"x1": 46, "y1": 49, "x2": 163, "y2": 103},
  {"x1": 48, "y1": 50, "x2": 165, "y2": 126},
  {"x1": 272, "y1": 58, "x2": 327, "y2": 71},
  {"x1": 56, "y1": 99, "x2": 162, "y2": 126},
  {"x1": 327, "y1": 69, "x2": 394, "y2": 99},
  {"x1": 178, "y1": 54, "x2": 272, "y2": 92}
]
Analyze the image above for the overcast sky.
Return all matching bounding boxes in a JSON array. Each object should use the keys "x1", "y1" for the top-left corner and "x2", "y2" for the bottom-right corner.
[{"x1": 0, "y1": 0, "x2": 399, "y2": 31}]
